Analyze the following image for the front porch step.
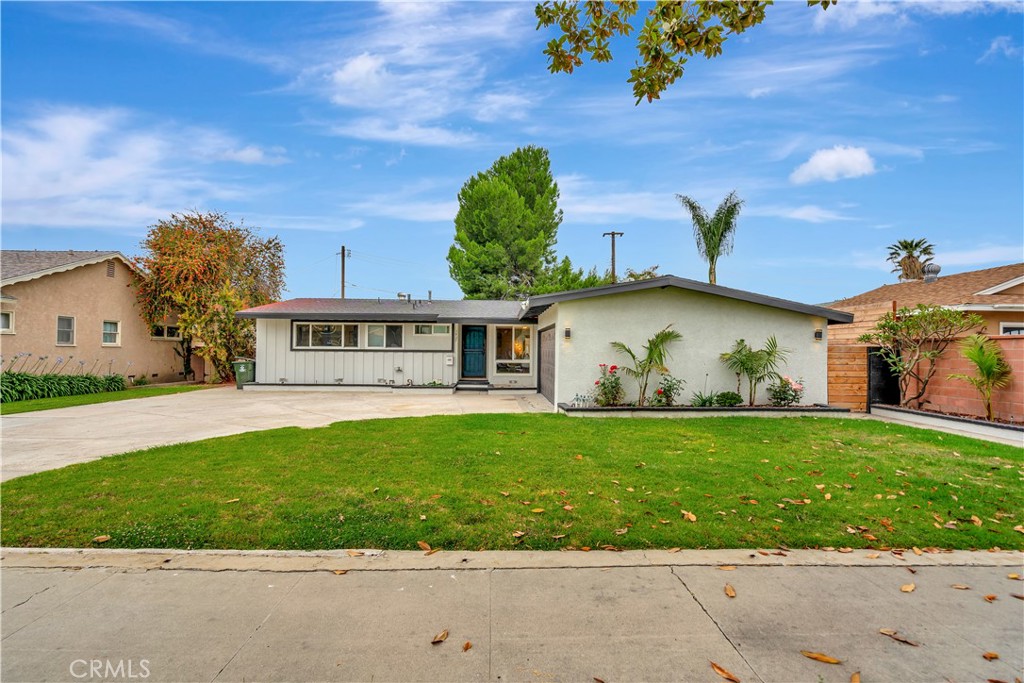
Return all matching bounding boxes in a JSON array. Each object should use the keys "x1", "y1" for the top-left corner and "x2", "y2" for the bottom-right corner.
[{"x1": 455, "y1": 380, "x2": 491, "y2": 392}]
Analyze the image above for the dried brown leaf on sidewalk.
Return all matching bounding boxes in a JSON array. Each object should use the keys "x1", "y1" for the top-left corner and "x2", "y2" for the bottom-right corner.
[
  {"x1": 710, "y1": 660, "x2": 741, "y2": 682},
  {"x1": 984, "y1": 594, "x2": 998, "y2": 602},
  {"x1": 850, "y1": 673, "x2": 861, "y2": 683},
  {"x1": 431, "y1": 629, "x2": 448, "y2": 645},
  {"x1": 724, "y1": 584, "x2": 736, "y2": 598},
  {"x1": 801, "y1": 651, "x2": 842, "y2": 664},
  {"x1": 900, "y1": 583, "x2": 916, "y2": 593},
  {"x1": 951, "y1": 584, "x2": 971, "y2": 590},
  {"x1": 982, "y1": 651, "x2": 999, "y2": 660},
  {"x1": 332, "y1": 570, "x2": 348, "y2": 575},
  {"x1": 462, "y1": 641, "x2": 472, "y2": 652}
]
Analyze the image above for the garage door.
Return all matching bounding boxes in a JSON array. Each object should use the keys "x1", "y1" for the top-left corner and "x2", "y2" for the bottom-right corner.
[{"x1": 539, "y1": 327, "x2": 555, "y2": 404}]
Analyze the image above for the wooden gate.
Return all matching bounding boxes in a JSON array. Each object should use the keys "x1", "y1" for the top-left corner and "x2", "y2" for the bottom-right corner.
[{"x1": 539, "y1": 327, "x2": 555, "y2": 404}]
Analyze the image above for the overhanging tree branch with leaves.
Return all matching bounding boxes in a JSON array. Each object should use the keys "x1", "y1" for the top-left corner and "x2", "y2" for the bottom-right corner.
[{"x1": 857, "y1": 305, "x2": 983, "y2": 409}]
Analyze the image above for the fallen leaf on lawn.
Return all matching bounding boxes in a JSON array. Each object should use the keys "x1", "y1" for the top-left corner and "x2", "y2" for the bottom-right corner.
[
  {"x1": 563, "y1": 505, "x2": 575, "y2": 511},
  {"x1": 824, "y1": 493, "x2": 832, "y2": 501},
  {"x1": 425, "y1": 548, "x2": 441, "y2": 556},
  {"x1": 801, "y1": 651, "x2": 842, "y2": 664},
  {"x1": 531, "y1": 508, "x2": 545, "y2": 514},
  {"x1": 710, "y1": 660, "x2": 741, "y2": 682},
  {"x1": 512, "y1": 530, "x2": 526, "y2": 538},
  {"x1": 724, "y1": 584, "x2": 736, "y2": 598},
  {"x1": 613, "y1": 528, "x2": 628, "y2": 535},
  {"x1": 984, "y1": 594, "x2": 998, "y2": 602},
  {"x1": 463, "y1": 641, "x2": 472, "y2": 652},
  {"x1": 417, "y1": 541, "x2": 432, "y2": 551},
  {"x1": 224, "y1": 498, "x2": 240, "y2": 504},
  {"x1": 951, "y1": 584, "x2": 971, "y2": 590},
  {"x1": 971, "y1": 515, "x2": 983, "y2": 526},
  {"x1": 682, "y1": 510, "x2": 697, "y2": 522},
  {"x1": 430, "y1": 494, "x2": 442, "y2": 500},
  {"x1": 346, "y1": 550, "x2": 364, "y2": 557},
  {"x1": 879, "y1": 628, "x2": 920, "y2": 646},
  {"x1": 574, "y1": 454, "x2": 583, "y2": 460},
  {"x1": 420, "y1": 515, "x2": 427, "y2": 521},
  {"x1": 982, "y1": 651, "x2": 999, "y2": 661},
  {"x1": 1014, "y1": 524, "x2": 1024, "y2": 534},
  {"x1": 851, "y1": 673, "x2": 861, "y2": 683},
  {"x1": 668, "y1": 547, "x2": 681, "y2": 553},
  {"x1": 815, "y1": 484, "x2": 825, "y2": 491},
  {"x1": 500, "y1": 491, "x2": 510, "y2": 497},
  {"x1": 431, "y1": 629, "x2": 448, "y2": 644},
  {"x1": 901, "y1": 583, "x2": 916, "y2": 593},
  {"x1": 332, "y1": 570, "x2": 348, "y2": 575},
  {"x1": 92, "y1": 535, "x2": 111, "y2": 543},
  {"x1": 719, "y1": 565, "x2": 737, "y2": 571}
]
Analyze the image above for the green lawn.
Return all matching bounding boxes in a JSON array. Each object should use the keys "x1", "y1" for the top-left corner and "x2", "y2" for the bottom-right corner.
[
  {"x1": 0, "y1": 384, "x2": 216, "y2": 415},
  {"x1": 1, "y1": 414, "x2": 1020, "y2": 551}
]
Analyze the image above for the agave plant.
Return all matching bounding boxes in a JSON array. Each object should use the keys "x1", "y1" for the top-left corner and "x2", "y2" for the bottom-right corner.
[
  {"x1": 949, "y1": 334, "x2": 1012, "y2": 421},
  {"x1": 610, "y1": 325, "x2": 683, "y2": 406}
]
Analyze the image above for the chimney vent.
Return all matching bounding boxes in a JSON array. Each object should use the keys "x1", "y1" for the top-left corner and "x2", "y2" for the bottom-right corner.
[{"x1": 923, "y1": 263, "x2": 941, "y2": 283}]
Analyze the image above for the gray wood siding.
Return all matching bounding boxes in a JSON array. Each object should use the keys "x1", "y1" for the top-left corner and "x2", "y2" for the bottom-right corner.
[{"x1": 255, "y1": 319, "x2": 455, "y2": 385}]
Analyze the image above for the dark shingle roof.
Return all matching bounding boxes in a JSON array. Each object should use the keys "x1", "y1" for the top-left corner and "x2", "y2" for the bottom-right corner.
[
  {"x1": 1, "y1": 250, "x2": 126, "y2": 284},
  {"x1": 237, "y1": 298, "x2": 525, "y2": 323},
  {"x1": 522, "y1": 275, "x2": 854, "y2": 324},
  {"x1": 827, "y1": 263, "x2": 1024, "y2": 309}
]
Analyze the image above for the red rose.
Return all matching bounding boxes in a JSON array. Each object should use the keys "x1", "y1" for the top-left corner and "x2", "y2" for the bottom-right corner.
[
  {"x1": 595, "y1": 380, "x2": 600, "y2": 385},
  {"x1": 609, "y1": 365, "x2": 618, "y2": 372},
  {"x1": 657, "y1": 388, "x2": 664, "y2": 394}
]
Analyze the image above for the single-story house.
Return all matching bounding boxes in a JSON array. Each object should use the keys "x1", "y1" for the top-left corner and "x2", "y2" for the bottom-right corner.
[
  {"x1": 0, "y1": 250, "x2": 201, "y2": 383},
  {"x1": 238, "y1": 275, "x2": 853, "y2": 409}
]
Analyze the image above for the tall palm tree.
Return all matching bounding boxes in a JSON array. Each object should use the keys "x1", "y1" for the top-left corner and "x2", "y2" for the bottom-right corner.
[
  {"x1": 949, "y1": 334, "x2": 1012, "y2": 421},
  {"x1": 886, "y1": 238, "x2": 935, "y2": 281},
  {"x1": 611, "y1": 325, "x2": 683, "y2": 406},
  {"x1": 676, "y1": 191, "x2": 744, "y2": 285}
]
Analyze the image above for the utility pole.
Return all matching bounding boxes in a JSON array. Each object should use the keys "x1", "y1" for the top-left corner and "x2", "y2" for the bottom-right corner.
[
  {"x1": 338, "y1": 245, "x2": 351, "y2": 298},
  {"x1": 602, "y1": 231, "x2": 624, "y2": 282}
]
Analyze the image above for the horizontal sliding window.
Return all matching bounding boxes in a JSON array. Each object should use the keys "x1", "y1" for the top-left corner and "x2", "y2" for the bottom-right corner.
[
  {"x1": 414, "y1": 324, "x2": 450, "y2": 335},
  {"x1": 496, "y1": 325, "x2": 531, "y2": 374},
  {"x1": 294, "y1": 323, "x2": 358, "y2": 349},
  {"x1": 368, "y1": 324, "x2": 403, "y2": 349}
]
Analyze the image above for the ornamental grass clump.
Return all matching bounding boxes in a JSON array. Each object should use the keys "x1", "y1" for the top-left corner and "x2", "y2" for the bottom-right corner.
[
  {"x1": 768, "y1": 376, "x2": 804, "y2": 407},
  {"x1": 592, "y1": 364, "x2": 624, "y2": 406}
]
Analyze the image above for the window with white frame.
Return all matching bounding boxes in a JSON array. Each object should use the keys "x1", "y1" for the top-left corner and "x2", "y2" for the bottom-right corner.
[
  {"x1": 102, "y1": 320, "x2": 121, "y2": 346},
  {"x1": 151, "y1": 324, "x2": 182, "y2": 340},
  {"x1": 495, "y1": 325, "x2": 531, "y2": 374},
  {"x1": 0, "y1": 311, "x2": 13, "y2": 334},
  {"x1": 56, "y1": 316, "x2": 75, "y2": 345},
  {"x1": 294, "y1": 323, "x2": 359, "y2": 349},
  {"x1": 999, "y1": 322, "x2": 1024, "y2": 336},
  {"x1": 367, "y1": 324, "x2": 403, "y2": 348},
  {"x1": 414, "y1": 324, "x2": 450, "y2": 335}
]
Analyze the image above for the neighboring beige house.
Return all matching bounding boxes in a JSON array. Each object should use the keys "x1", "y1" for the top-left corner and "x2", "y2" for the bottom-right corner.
[
  {"x1": 0, "y1": 250, "x2": 199, "y2": 383},
  {"x1": 238, "y1": 276, "x2": 853, "y2": 409}
]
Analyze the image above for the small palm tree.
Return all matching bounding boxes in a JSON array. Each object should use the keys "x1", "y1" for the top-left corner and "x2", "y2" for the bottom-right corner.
[
  {"x1": 719, "y1": 339, "x2": 750, "y2": 394},
  {"x1": 718, "y1": 336, "x2": 790, "y2": 406},
  {"x1": 611, "y1": 325, "x2": 683, "y2": 406},
  {"x1": 949, "y1": 334, "x2": 1012, "y2": 421},
  {"x1": 886, "y1": 238, "x2": 935, "y2": 281},
  {"x1": 676, "y1": 191, "x2": 744, "y2": 285}
]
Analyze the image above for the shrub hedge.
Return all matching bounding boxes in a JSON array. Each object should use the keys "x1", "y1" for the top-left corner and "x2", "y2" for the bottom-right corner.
[{"x1": 0, "y1": 372, "x2": 126, "y2": 403}]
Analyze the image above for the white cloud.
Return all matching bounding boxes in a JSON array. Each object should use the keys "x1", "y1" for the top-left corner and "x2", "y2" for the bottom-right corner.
[
  {"x1": 557, "y1": 174, "x2": 682, "y2": 224},
  {"x1": 1, "y1": 106, "x2": 283, "y2": 230},
  {"x1": 790, "y1": 146, "x2": 876, "y2": 184},
  {"x1": 814, "y1": 0, "x2": 1022, "y2": 31},
  {"x1": 939, "y1": 245, "x2": 1024, "y2": 266},
  {"x1": 329, "y1": 119, "x2": 477, "y2": 147},
  {"x1": 748, "y1": 204, "x2": 852, "y2": 223},
  {"x1": 977, "y1": 36, "x2": 1023, "y2": 62}
]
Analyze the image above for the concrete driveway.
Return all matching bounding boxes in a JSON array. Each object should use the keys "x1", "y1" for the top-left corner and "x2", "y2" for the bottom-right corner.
[{"x1": 0, "y1": 387, "x2": 552, "y2": 481}]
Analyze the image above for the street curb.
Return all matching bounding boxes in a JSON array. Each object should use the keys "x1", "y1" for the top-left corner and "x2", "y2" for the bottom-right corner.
[{"x1": 3, "y1": 547, "x2": 1022, "y2": 573}]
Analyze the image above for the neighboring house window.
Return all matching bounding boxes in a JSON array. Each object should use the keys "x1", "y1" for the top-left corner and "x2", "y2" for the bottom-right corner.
[
  {"x1": 496, "y1": 325, "x2": 531, "y2": 374},
  {"x1": 999, "y1": 323, "x2": 1024, "y2": 336},
  {"x1": 151, "y1": 324, "x2": 182, "y2": 340},
  {"x1": 57, "y1": 316, "x2": 75, "y2": 345},
  {"x1": 0, "y1": 311, "x2": 13, "y2": 334},
  {"x1": 414, "y1": 324, "x2": 450, "y2": 335},
  {"x1": 294, "y1": 323, "x2": 359, "y2": 349},
  {"x1": 367, "y1": 324, "x2": 403, "y2": 349},
  {"x1": 102, "y1": 320, "x2": 121, "y2": 346}
]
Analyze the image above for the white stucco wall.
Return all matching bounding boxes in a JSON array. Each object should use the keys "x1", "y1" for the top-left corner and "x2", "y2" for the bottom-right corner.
[
  {"x1": 255, "y1": 319, "x2": 457, "y2": 385},
  {"x1": 551, "y1": 288, "x2": 829, "y2": 406}
]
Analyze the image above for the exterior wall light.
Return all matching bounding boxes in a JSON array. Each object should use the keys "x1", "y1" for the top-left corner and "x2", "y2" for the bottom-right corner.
[
  {"x1": 564, "y1": 326, "x2": 572, "y2": 340},
  {"x1": 814, "y1": 328, "x2": 823, "y2": 341}
]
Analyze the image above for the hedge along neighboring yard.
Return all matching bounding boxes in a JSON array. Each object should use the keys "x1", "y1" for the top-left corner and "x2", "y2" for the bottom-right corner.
[
  {"x1": 0, "y1": 383, "x2": 215, "y2": 415},
  {"x1": 1, "y1": 414, "x2": 1021, "y2": 551}
]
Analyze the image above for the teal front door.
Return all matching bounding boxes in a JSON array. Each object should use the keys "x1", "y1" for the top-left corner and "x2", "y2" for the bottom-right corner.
[{"x1": 462, "y1": 326, "x2": 486, "y2": 378}]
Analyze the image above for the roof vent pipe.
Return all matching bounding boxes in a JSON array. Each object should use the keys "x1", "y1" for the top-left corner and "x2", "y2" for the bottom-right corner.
[
  {"x1": 428, "y1": 290, "x2": 432, "y2": 301},
  {"x1": 923, "y1": 263, "x2": 941, "y2": 283}
]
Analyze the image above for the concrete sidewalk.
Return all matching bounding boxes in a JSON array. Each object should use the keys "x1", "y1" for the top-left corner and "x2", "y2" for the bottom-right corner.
[
  {"x1": 0, "y1": 388, "x2": 552, "y2": 481},
  {"x1": 2, "y1": 548, "x2": 1022, "y2": 682}
]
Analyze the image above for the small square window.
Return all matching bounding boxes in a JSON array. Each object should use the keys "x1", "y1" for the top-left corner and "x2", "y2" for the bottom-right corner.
[
  {"x1": 368, "y1": 324, "x2": 403, "y2": 348},
  {"x1": 57, "y1": 316, "x2": 75, "y2": 345},
  {"x1": 102, "y1": 320, "x2": 121, "y2": 346},
  {"x1": 0, "y1": 311, "x2": 13, "y2": 334},
  {"x1": 999, "y1": 323, "x2": 1024, "y2": 336}
]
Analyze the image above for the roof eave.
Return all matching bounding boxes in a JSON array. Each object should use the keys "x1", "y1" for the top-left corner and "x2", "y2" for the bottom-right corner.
[{"x1": 1, "y1": 252, "x2": 135, "y2": 287}]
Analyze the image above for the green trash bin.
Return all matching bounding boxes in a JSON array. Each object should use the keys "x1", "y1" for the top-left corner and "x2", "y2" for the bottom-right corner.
[{"x1": 232, "y1": 359, "x2": 255, "y2": 390}]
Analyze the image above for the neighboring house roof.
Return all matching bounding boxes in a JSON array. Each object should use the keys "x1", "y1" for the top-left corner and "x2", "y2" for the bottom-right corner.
[
  {"x1": 0, "y1": 250, "x2": 133, "y2": 286},
  {"x1": 236, "y1": 298, "x2": 526, "y2": 324},
  {"x1": 521, "y1": 275, "x2": 854, "y2": 324},
  {"x1": 827, "y1": 263, "x2": 1024, "y2": 311},
  {"x1": 239, "y1": 275, "x2": 853, "y2": 325}
]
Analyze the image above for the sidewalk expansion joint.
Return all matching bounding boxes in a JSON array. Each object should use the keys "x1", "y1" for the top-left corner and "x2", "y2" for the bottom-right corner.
[{"x1": 669, "y1": 566, "x2": 765, "y2": 683}]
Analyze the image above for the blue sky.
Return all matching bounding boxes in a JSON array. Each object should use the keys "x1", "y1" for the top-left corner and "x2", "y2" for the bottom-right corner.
[{"x1": 2, "y1": 1, "x2": 1022, "y2": 304}]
